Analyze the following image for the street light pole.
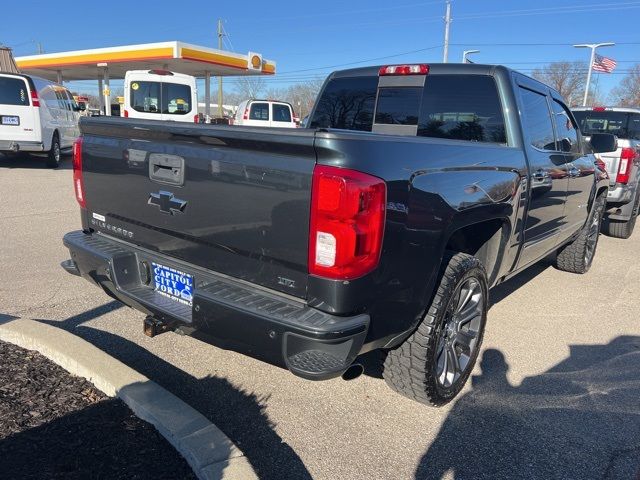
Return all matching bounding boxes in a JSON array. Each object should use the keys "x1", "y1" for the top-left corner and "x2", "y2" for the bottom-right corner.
[
  {"x1": 442, "y1": 0, "x2": 452, "y2": 63},
  {"x1": 462, "y1": 50, "x2": 479, "y2": 63},
  {"x1": 573, "y1": 42, "x2": 615, "y2": 106}
]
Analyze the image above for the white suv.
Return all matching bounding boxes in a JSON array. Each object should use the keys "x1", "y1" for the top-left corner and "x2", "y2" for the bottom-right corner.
[
  {"x1": 234, "y1": 100, "x2": 297, "y2": 128},
  {"x1": 0, "y1": 72, "x2": 80, "y2": 167}
]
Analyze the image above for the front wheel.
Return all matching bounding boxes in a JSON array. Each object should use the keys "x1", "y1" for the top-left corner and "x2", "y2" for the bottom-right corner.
[
  {"x1": 555, "y1": 193, "x2": 606, "y2": 273},
  {"x1": 383, "y1": 252, "x2": 488, "y2": 406}
]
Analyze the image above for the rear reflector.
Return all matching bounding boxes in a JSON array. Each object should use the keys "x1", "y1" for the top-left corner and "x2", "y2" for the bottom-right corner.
[
  {"x1": 30, "y1": 89, "x2": 40, "y2": 107},
  {"x1": 309, "y1": 165, "x2": 386, "y2": 280},
  {"x1": 379, "y1": 64, "x2": 429, "y2": 76},
  {"x1": 72, "y1": 137, "x2": 86, "y2": 209},
  {"x1": 617, "y1": 147, "x2": 637, "y2": 184}
]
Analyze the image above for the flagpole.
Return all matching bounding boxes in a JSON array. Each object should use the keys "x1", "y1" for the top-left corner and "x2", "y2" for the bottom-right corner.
[{"x1": 573, "y1": 42, "x2": 615, "y2": 107}]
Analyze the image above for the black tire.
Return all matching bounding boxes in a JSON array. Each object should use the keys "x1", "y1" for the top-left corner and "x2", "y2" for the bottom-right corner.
[
  {"x1": 601, "y1": 197, "x2": 638, "y2": 239},
  {"x1": 45, "y1": 133, "x2": 61, "y2": 168},
  {"x1": 555, "y1": 193, "x2": 606, "y2": 273},
  {"x1": 602, "y1": 216, "x2": 636, "y2": 239},
  {"x1": 383, "y1": 252, "x2": 488, "y2": 406}
]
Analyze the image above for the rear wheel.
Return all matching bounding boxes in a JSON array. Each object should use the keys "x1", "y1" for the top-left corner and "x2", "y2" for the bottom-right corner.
[
  {"x1": 45, "y1": 133, "x2": 61, "y2": 168},
  {"x1": 601, "y1": 197, "x2": 638, "y2": 239},
  {"x1": 555, "y1": 193, "x2": 606, "y2": 273},
  {"x1": 383, "y1": 252, "x2": 488, "y2": 406}
]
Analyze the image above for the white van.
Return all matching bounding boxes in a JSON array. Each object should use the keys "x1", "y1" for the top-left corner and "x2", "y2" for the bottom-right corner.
[
  {"x1": 123, "y1": 70, "x2": 198, "y2": 123},
  {"x1": 0, "y1": 72, "x2": 81, "y2": 167},
  {"x1": 234, "y1": 100, "x2": 297, "y2": 128}
]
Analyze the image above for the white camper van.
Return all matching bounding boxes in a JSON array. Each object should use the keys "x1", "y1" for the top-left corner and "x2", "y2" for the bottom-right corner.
[
  {"x1": 123, "y1": 70, "x2": 198, "y2": 123},
  {"x1": 0, "y1": 72, "x2": 81, "y2": 167}
]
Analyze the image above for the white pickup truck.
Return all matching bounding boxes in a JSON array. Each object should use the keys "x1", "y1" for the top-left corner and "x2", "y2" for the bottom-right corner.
[{"x1": 573, "y1": 107, "x2": 640, "y2": 238}]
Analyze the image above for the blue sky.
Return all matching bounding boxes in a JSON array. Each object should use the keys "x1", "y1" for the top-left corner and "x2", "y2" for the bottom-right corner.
[{"x1": 2, "y1": 0, "x2": 636, "y2": 99}]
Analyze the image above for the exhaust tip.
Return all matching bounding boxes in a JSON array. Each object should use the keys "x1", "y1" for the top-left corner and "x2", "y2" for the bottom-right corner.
[{"x1": 341, "y1": 363, "x2": 364, "y2": 381}]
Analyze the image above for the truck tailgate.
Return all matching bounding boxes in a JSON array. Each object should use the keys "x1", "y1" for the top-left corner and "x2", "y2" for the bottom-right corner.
[{"x1": 79, "y1": 118, "x2": 316, "y2": 298}]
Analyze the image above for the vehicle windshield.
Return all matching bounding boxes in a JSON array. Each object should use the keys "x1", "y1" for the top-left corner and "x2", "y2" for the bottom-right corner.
[
  {"x1": 572, "y1": 110, "x2": 640, "y2": 140},
  {"x1": 130, "y1": 81, "x2": 192, "y2": 115},
  {"x1": 0, "y1": 77, "x2": 30, "y2": 106}
]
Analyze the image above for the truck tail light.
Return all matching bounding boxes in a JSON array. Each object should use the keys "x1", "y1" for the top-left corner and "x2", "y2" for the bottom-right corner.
[
  {"x1": 123, "y1": 109, "x2": 129, "y2": 118},
  {"x1": 592, "y1": 106, "x2": 607, "y2": 112},
  {"x1": 309, "y1": 165, "x2": 386, "y2": 280},
  {"x1": 379, "y1": 64, "x2": 429, "y2": 76},
  {"x1": 194, "y1": 114, "x2": 199, "y2": 123},
  {"x1": 30, "y1": 89, "x2": 40, "y2": 107},
  {"x1": 617, "y1": 147, "x2": 636, "y2": 184},
  {"x1": 242, "y1": 107, "x2": 249, "y2": 120},
  {"x1": 72, "y1": 137, "x2": 86, "y2": 209}
]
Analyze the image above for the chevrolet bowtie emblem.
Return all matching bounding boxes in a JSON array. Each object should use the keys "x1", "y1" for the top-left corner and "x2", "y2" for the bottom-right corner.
[{"x1": 148, "y1": 191, "x2": 187, "y2": 215}]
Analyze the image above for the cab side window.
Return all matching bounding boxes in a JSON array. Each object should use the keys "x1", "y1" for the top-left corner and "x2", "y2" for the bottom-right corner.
[
  {"x1": 519, "y1": 87, "x2": 556, "y2": 151},
  {"x1": 552, "y1": 100, "x2": 580, "y2": 154}
]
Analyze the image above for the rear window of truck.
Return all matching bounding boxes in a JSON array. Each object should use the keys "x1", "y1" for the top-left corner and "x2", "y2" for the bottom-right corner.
[
  {"x1": 310, "y1": 76, "x2": 378, "y2": 131},
  {"x1": 311, "y1": 74, "x2": 506, "y2": 144},
  {"x1": 572, "y1": 110, "x2": 640, "y2": 140},
  {"x1": 0, "y1": 77, "x2": 30, "y2": 106}
]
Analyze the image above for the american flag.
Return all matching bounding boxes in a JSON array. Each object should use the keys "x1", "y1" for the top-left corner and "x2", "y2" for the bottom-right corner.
[{"x1": 592, "y1": 54, "x2": 617, "y2": 73}]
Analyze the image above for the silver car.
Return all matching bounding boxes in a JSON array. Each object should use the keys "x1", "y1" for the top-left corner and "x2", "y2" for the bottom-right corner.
[{"x1": 572, "y1": 107, "x2": 640, "y2": 238}]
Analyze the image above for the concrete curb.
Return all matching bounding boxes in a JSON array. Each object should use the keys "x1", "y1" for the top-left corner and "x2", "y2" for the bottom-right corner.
[{"x1": 0, "y1": 317, "x2": 258, "y2": 480}]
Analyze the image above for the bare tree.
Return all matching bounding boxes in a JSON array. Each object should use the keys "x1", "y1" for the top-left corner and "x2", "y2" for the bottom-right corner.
[
  {"x1": 232, "y1": 76, "x2": 266, "y2": 99},
  {"x1": 532, "y1": 61, "x2": 587, "y2": 106},
  {"x1": 610, "y1": 64, "x2": 640, "y2": 107}
]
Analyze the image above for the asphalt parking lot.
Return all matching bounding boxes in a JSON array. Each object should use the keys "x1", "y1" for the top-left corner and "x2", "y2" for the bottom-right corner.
[{"x1": 1, "y1": 154, "x2": 639, "y2": 480}]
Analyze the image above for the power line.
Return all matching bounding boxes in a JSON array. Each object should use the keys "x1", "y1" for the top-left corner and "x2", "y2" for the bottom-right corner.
[{"x1": 277, "y1": 45, "x2": 443, "y2": 75}]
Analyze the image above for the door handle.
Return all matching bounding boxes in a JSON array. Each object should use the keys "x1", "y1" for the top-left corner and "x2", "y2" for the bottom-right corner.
[{"x1": 148, "y1": 153, "x2": 185, "y2": 186}]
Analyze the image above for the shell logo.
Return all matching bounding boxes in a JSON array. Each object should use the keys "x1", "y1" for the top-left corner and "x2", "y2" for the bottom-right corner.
[{"x1": 250, "y1": 55, "x2": 262, "y2": 69}]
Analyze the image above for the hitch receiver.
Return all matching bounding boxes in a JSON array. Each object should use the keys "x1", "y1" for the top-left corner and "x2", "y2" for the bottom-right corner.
[{"x1": 143, "y1": 316, "x2": 170, "y2": 337}]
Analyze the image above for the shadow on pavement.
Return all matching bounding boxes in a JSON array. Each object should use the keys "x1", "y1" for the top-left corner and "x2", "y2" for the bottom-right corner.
[
  {"x1": 416, "y1": 338, "x2": 640, "y2": 480},
  {"x1": 488, "y1": 256, "x2": 553, "y2": 308},
  {"x1": 0, "y1": 152, "x2": 72, "y2": 170},
  {"x1": 36, "y1": 304, "x2": 313, "y2": 480}
]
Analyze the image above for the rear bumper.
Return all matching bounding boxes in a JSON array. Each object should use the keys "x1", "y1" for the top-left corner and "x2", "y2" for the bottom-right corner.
[
  {"x1": 0, "y1": 140, "x2": 44, "y2": 153},
  {"x1": 606, "y1": 183, "x2": 635, "y2": 204},
  {"x1": 62, "y1": 230, "x2": 369, "y2": 380}
]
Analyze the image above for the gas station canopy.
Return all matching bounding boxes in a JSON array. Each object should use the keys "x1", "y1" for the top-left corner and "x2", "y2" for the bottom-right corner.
[{"x1": 15, "y1": 41, "x2": 276, "y2": 81}]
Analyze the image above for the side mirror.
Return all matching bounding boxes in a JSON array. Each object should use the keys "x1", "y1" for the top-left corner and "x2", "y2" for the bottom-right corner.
[{"x1": 590, "y1": 133, "x2": 617, "y2": 153}]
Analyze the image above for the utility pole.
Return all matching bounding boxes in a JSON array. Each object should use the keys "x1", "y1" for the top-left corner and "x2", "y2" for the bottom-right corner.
[
  {"x1": 442, "y1": 0, "x2": 452, "y2": 63},
  {"x1": 217, "y1": 19, "x2": 224, "y2": 118},
  {"x1": 573, "y1": 42, "x2": 615, "y2": 106}
]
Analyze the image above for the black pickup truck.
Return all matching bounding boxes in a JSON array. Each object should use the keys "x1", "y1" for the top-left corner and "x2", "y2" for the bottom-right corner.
[{"x1": 62, "y1": 64, "x2": 615, "y2": 406}]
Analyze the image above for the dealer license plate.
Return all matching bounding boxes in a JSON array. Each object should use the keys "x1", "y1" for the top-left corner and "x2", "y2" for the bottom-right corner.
[
  {"x1": 152, "y1": 262, "x2": 194, "y2": 307},
  {"x1": 1, "y1": 116, "x2": 19, "y2": 126}
]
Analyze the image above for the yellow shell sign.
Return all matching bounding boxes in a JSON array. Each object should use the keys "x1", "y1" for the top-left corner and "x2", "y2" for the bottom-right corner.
[{"x1": 250, "y1": 55, "x2": 261, "y2": 69}]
